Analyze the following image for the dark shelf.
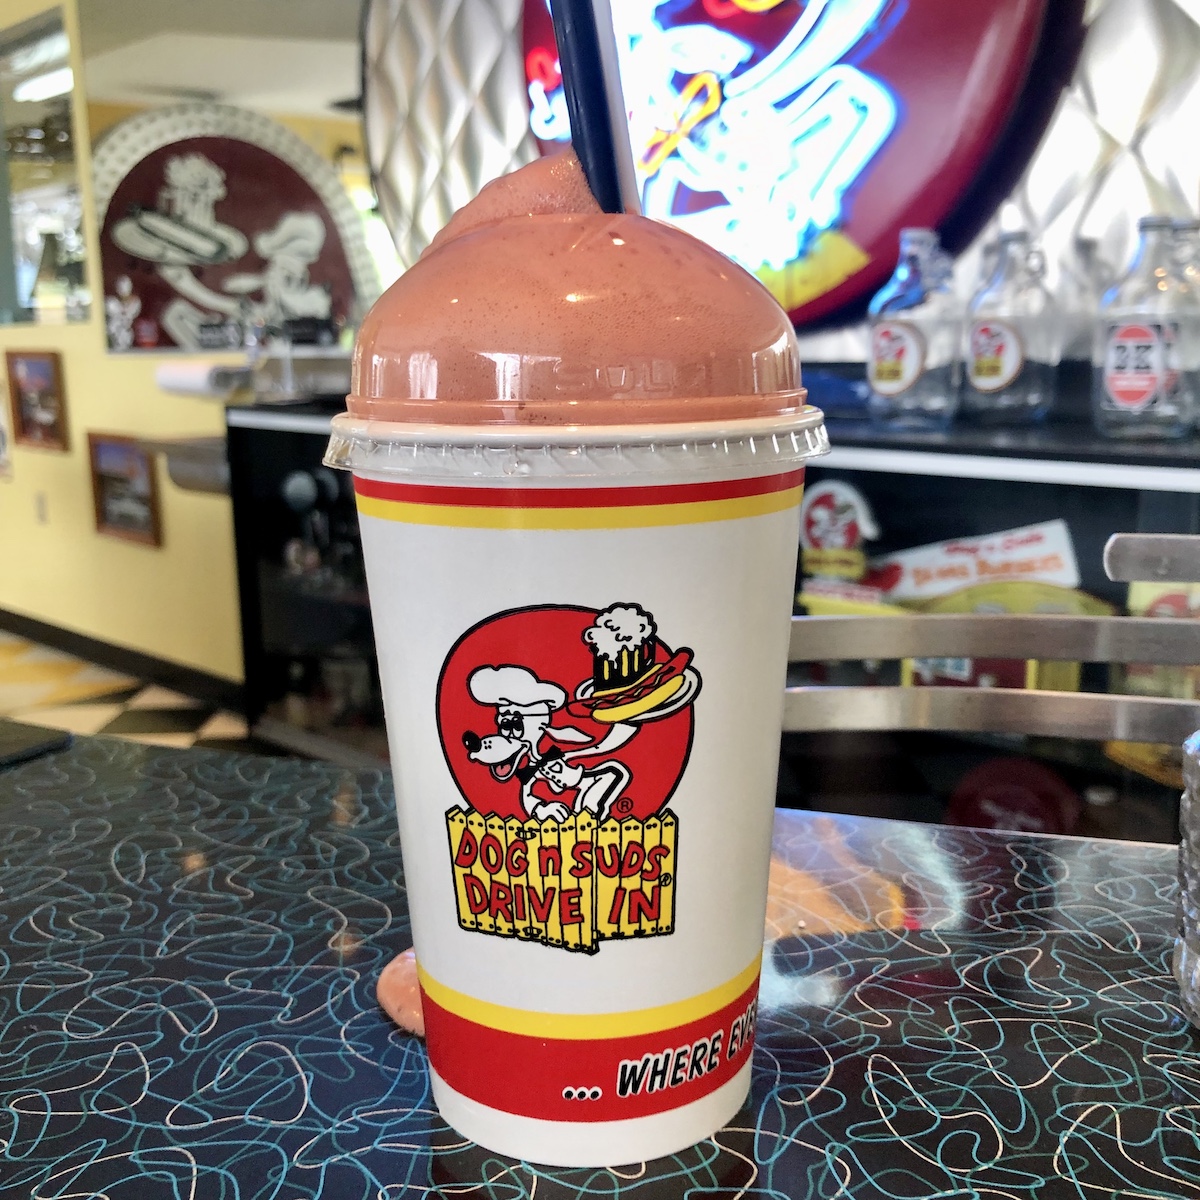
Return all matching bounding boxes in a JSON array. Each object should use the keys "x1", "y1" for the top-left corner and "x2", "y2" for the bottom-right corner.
[{"x1": 823, "y1": 416, "x2": 1200, "y2": 469}]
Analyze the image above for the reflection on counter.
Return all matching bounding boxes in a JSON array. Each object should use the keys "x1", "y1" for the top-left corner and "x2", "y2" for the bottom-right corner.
[{"x1": 765, "y1": 819, "x2": 909, "y2": 941}]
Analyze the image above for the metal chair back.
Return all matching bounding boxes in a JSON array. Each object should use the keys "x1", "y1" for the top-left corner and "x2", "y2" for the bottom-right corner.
[{"x1": 785, "y1": 533, "x2": 1200, "y2": 743}]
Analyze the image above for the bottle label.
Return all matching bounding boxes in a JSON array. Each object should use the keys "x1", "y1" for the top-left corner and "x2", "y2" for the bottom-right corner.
[
  {"x1": 968, "y1": 319, "x2": 1024, "y2": 392},
  {"x1": 1103, "y1": 322, "x2": 1179, "y2": 411},
  {"x1": 869, "y1": 321, "x2": 926, "y2": 396}
]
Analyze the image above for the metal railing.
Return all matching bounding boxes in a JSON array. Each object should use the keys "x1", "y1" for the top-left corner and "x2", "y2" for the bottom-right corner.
[{"x1": 785, "y1": 533, "x2": 1200, "y2": 743}]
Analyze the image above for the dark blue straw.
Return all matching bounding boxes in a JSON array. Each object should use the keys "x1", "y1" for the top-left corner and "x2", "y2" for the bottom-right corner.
[{"x1": 548, "y1": 0, "x2": 623, "y2": 214}]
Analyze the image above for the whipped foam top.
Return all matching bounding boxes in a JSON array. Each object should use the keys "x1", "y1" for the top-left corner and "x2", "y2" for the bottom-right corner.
[{"x1": 423, "y1": 150, "x2": 600, "y2": 256}]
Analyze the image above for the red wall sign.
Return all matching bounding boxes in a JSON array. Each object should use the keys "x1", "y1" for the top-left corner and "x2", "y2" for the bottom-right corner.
[
  {"x1": 523, "y1": 0, "x2": 1066, "y2": 328},
  {"x1": 100, "y1": 137, "x2": 356, "y2": 351}
]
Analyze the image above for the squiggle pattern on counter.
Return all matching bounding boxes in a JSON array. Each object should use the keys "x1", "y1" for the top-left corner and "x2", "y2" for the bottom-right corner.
[{"x1": 0, "y1": 738, "x2": 1196, "y2": 1197}]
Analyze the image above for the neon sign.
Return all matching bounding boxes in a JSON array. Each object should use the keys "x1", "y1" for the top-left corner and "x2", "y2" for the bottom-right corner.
[
  {"x1": 523, "y1": 1, "x2": 1058, "y2": 325},
  {"x1": 525, "y1": 34, "x2": 570, "y2": 142},
  {"x1": 613, "y1": 0, "x2": 896, "y2": 276}
]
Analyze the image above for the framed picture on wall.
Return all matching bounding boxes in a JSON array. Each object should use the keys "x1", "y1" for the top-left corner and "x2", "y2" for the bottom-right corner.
[
  {"x1": 0, "y1": 398, "x2": 11, "y2": 479},
  {"x1": 87, "y1": 433, "x2": 162, "y2": 547},
  {"x1": 5, "y1": 350, "x2": 68, "y2": 451}
]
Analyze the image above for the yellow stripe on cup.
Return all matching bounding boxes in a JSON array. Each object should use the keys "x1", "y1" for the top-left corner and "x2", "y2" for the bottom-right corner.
[
  {"x1": 415, "y1": 956, "x2": 762, "y2": 1040},
  {"x1": 356, "y1": 487, "x2": 802, "y2": 530}
]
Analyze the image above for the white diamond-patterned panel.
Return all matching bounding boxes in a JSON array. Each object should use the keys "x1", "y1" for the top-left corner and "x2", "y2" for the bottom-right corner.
[
  {"x1": 969, "y1": 0, "x2": 1200, "y2": 304},
  {"x1": 362, "y1": 0, "x2": 538, "y2": 268}
]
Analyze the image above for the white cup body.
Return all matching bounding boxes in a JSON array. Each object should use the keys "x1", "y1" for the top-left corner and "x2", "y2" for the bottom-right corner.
[{"x1": 340, "y1": 418, "x2": 822, "y2": 1166}]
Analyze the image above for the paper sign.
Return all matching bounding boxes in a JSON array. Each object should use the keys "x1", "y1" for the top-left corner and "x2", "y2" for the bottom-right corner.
[{"x1": 865, "y1": 519, "x2": 1079, "y2": 603}]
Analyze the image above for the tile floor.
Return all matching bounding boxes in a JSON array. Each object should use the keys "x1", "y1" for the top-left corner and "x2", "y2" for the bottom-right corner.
[{"x1": 0, "y1": 630, "x2": 278, "y2": 755}]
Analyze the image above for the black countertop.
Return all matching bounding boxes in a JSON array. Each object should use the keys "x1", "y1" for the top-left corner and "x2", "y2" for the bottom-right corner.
[{"x1": 1, "y1": 737, "x2": 1196, "y2": 1197}]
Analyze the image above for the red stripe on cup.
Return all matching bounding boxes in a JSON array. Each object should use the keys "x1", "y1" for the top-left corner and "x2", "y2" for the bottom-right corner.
[
  {"x1": 353, "y1": 470, "x2": 805, "y2": 510},
  {"x1": 421, "y1": 976, "x2": 760, "y2": 1123}
]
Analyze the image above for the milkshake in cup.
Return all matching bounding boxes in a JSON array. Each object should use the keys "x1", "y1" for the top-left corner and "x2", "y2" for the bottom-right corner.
[{"x1": 325, "y1": 152, "x2": 827, "y2": 1166}]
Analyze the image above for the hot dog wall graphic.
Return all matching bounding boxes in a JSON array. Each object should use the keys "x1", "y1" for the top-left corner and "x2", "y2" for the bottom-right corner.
[
  {"x1": 98, "y1": 134, "x2": 356, "y2": 351},
  {"x1": 437, "y1": 603, "x2": 701, "y2": 954}
]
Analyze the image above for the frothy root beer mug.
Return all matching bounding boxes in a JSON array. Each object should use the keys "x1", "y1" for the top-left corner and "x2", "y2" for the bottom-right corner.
[{"x1": 325, "y1": 208, "x2": 827, "y2": 1166}]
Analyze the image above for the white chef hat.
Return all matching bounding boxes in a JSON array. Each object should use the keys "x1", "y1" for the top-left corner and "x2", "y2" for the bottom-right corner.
[
  {"x1": 468, "y1": 665, "x2": 565, "y2": 711},
  {"x1": 254, "y1": 212, "x2": 326, "y2": 264}
]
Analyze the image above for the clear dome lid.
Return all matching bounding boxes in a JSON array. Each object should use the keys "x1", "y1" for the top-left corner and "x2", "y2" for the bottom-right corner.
[{"x1": 348, "y1": 211, "x2": 810, "y2": 428}]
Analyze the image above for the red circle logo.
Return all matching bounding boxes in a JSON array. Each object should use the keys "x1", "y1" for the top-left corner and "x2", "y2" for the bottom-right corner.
[
  {"x1": 803, "y1": 491, "x2": 859, "y2": 551},
  {"x1": 437, "y1": 604, "x2": 699, "y2": 823},
  {"x1": 1105, "y1": 323, "x2": 1165, "y2": 410}
]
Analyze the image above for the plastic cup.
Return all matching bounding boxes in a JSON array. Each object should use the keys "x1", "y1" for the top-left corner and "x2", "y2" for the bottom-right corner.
[{"x1": 325, "y1": 210, "x2": 827, "y2": 1165}]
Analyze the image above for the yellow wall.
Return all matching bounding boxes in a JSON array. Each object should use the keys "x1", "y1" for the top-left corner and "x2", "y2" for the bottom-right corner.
[
  {"x1": 88, "y1": 101, "x2": 369, "y2": 180},
  {"x1": 0, "y1": 8, "x2": 379, "y2": 684},
  {"x1": 0, "y1": 0, "x2": 244, "y2": 679}
]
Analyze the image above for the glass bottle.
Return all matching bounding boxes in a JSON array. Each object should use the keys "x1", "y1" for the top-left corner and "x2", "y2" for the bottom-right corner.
[
  {"x1": 1092, "y1": 215, "x2": 1200, "y2": 439},
  {"x1": 1176, "y1": 730, "x2": 1200, "y2": 1029},
  {"x1": 963, "y1": 231, "x2": 1059, "y2": 424},
  {"x1": 1059, "y1": 236, "x2": 1111, "y2": 360},
  {"x1": 1173, "y1": 217, "x2": 1200, "y2": 292},
  {"x1": 867, "y1": 228, "x2": 962, "y2": 429}
]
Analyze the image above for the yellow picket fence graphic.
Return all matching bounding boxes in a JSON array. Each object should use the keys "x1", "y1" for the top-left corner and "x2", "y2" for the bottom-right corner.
[{"x1": 446, "y1": 807, "x2": 677, "y2": 955}]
